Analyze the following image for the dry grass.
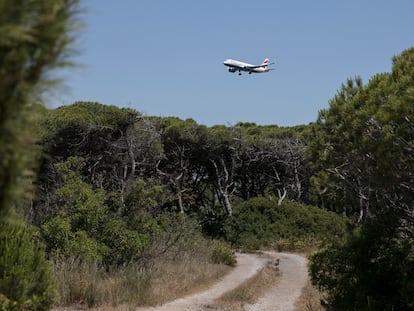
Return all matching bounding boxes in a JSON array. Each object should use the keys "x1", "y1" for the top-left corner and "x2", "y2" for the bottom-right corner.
[
  {"x1": 148, "y1": 256, "x2": 231, "y2": 306},
  {"x1": 52, "y1": 254, "x2": 231, "y2": 309},
  {"x1": 52, "y1": 257, "x2": 152, "y2": 308},
  {"x1": 294, "y1": 279, "x2": 326, "y2": 311},
  {"x1": 208, "y1": 260, "x2": 280, "y2": 310}
]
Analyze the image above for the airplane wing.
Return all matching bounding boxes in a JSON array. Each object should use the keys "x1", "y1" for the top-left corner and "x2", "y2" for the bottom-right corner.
[{"x1": 247, "y1": 62, "x2": 275, "y2": 69}]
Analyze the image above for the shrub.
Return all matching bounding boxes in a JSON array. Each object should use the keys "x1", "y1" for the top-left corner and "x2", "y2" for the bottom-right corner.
[
  {"x1": 310, "y1": 218, "x2": 414, "y2": 310},
  {"x1": 41, "y1": 212, "x2": 105, "y2": 263},
  {"x1": 210, "y1": 240, "x2": 236, "y2": 266},
  {"x1": 224, "y1": 197, "x2": 348, "y2": 250},
  {"x1": 101, "y1": 219, "x2": 148, "y2": 266},
  {"x1": 0, "y1": 218, "x2": 57, "y2": 311}
]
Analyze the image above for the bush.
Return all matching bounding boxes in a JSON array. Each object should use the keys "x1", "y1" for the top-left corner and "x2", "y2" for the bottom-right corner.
[
  {"x1": 41, "y1": 212, "x2": 105, "y2": 263},
  {"x1": 101, "y1": 219, "x2": 148, "y2": 266},
  {"x1": 224, "y1": 197, "x2": 349, "y2": 250},
  {"x1": 310, "y1": 218, "x2": 414, "y2": 311},
  {"x1": 0, "y1": 218, "x2": 57, "y2": 311},
  {"x1": 271, "y1": 237, "x2": 322, "y2": 253},
  {"x1": 210, "y1": 240, "x2": 236, "y2": 266}
]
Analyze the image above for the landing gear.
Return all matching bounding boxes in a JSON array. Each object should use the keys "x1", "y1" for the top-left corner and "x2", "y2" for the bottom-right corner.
[{"x1": 238, "y1": 72, "x2": 242, "y2": 76}]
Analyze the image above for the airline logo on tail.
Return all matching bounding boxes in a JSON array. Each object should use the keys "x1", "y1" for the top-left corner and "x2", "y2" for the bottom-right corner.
[
  {"x1": 262, "y1": 58, "x2": 269, "y2": 68},
  {"x1": 223, "y1": 58, "x2": 275, "y2": 75}
]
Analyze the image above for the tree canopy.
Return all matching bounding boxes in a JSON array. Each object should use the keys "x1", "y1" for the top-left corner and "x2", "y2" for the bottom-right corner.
[{"x1": 308, "y1": 47, "x2": 414, "y2": 310}]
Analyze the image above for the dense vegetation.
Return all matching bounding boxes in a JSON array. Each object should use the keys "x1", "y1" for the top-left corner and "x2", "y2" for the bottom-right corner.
[
  {"x1": 308, "y1": 49, "x2": 414, "y2": 310},
  {"x1": 224, "y1": 198, "x2": 348, "y2": 250},
  {"x1": 0, "y1": 1, "x2": 81, "y2": 310},
  {"x1": 18, "y1": 101, "x2": 344, "y2": 308},
  {"x1": 32, "y1": 102, "x2": 335, "y2": 257},
  {"x1": 0, "y1": 1, "x2": 412, "y2": 310}
]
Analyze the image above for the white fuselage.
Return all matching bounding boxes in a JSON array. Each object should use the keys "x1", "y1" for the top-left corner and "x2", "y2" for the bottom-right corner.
[{"x1": 223, "y1": 58, "x2": 269, "y2": 74}]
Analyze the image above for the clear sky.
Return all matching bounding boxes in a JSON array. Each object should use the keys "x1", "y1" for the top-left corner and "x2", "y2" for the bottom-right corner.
[{"x1": 56, "y1": 0, "x2": 414, "y2": 127}]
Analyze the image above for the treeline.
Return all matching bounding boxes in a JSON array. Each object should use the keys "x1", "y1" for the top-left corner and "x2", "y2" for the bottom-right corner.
[
  {"x1": 28, "y1": 103, "x2": 343, "y2": 260},
  {"x1": 32, "y1": 103, "x2": 311, "y2": 224},
  {"x1": 10, "y1": 102, "x2": 346, "y2": 308}
]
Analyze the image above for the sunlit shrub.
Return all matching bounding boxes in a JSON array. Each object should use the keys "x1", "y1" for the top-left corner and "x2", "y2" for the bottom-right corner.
[{"x1": 210, "y1": 240, "x2": 236, "y2": 266}]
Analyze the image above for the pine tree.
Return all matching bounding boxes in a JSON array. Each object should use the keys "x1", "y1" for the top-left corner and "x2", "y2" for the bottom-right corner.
[{"x1": 0, "y1": 1, "x2": 82, "y2": 309}]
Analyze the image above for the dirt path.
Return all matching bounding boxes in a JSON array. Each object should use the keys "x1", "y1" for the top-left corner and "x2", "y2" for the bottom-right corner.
[
  {"x1": 137, "y1": 252, "x2": 307, "y2": 311},
  {"x1": 244, "y1": 252, "x2": 308, "y2": 311},
  {"x1": 136, "y1": 253, "x2": 267, "y2": 311}
]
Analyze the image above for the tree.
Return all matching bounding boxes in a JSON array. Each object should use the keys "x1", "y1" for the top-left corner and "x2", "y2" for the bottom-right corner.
[
  {"x1": 41, "y1": 157, "x2": 154, "y2": 267},
  {"x1": 0, "y1": 1, "x2": 81, "y2": 309},
  {"x1": 308, "y1": 48, "x2": 414, "y2": 310},
  {"x1": 0, "y1": 0, "x2": 81, "y2": 217},
  {"x1": 154, "y1": 117, "x2": 209, "y2": 214},
  {"x1": 41, "y1": 156, "x2": 109, "y2": 263},
  {"x1": 214, "y1": 123, "x2": 309, "y2": 206},
  {"x1": 34, "y1": 103, "x2": 163, "y2": 221},
  {"x1": 205, "y1": 125, "x2": 240, "y2": 216}
]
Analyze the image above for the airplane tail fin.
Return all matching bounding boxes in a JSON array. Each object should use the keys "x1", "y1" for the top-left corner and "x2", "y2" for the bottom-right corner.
[{"x1": 262, "y1": 58, "x2": 269, "y2": 70}]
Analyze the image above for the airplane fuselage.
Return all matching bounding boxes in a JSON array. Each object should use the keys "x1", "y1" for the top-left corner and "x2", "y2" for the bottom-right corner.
[{"x1": 223, "y1": 58, "x2": 273, "y2": 75}]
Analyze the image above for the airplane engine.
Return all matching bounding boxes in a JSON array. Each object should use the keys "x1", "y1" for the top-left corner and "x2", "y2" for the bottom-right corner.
[{"x1": 228, "y1": 67, "x2": 237, "y2": 73}]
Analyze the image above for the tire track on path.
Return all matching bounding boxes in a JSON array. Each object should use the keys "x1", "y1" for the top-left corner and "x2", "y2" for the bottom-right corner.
[
  {"x1": 244, "y1": 252, "x2": 307, "y2": 311},
  {"x1": 137, "y1": 252, "x2": 307, "y2": 311},
  {"x1": 136, "y1": 253, "x2": 267, "y2": 311}
]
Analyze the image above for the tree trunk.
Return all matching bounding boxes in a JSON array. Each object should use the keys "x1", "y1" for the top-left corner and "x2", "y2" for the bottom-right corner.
[{"x1": 223, "y1": 192, "x2": 233, "y2": 216}]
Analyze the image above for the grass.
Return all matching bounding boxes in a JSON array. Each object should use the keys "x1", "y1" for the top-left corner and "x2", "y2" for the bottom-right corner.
[
  {"x1": 148, "y1": 256, "x2": 231, "y2": 306},
  {"x1": 208, "y1": 260, "x2": 280, "y2": 310},
  {"x1": 52, "y1": 257, "x2": 152, "y2": 308},
  {"x1": 51, "y1": 247, "x2": 232, "y2": 308},
  {"x1": 294, "y1": 279, "x2": 326, "y2": 311}
]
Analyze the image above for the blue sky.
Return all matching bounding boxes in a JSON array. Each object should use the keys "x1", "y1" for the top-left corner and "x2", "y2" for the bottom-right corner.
[{"x1": 57, "y1": 0, "x2": 414, "y2": 127}]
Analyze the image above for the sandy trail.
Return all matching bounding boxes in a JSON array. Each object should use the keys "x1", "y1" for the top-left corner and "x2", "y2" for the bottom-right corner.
[
  {"x1": 137, "y1": 252, "x2": 307, "y2": 311},
  {"x1": 136, "y1": 253, "x2": 267, "y2": 311},
  {"x1": 244, "y1": 252, "x2": 308, "y2": 311}
]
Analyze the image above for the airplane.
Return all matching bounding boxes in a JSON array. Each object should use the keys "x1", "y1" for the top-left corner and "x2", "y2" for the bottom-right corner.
[{"x1": 223, "y1": 58, "x2": 275, "y2": 75}]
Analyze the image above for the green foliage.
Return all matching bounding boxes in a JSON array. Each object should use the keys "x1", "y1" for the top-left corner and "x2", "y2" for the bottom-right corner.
[
  {"x1": 0, "y1": 218, "x2": 57, "y2": 311},
  {"x1": 0, "y1": 1, "x2": 82, "y2": 308},
  {"x1": 224, "y1": 197, "x2": 348, "y2": 249},
  {"x1": 101, "y1": 219, "x2": 148, "y2": 266},
  {"x1": 71, "y1": 231, "x2": 105, "y2": 263},
  {"x1": 41, "y1": 211, "x2": 106, "y2": 264},
  {"x1": 41, "y1": 211, "x2": 73, "y2": 255},
  {"x1": 55, "y1": 156, "x2": 108, "y2": 234},
  {"x1": 0, "y1": 0, "x2": 81, "y2": 217},
  {"x1": 270, "y1": 237, "x2": 322, "y2": 253},
  {"x1": 310, "y1": 221, "x2": 414, "y2": 310},
  {"x1": 307, "y1": 48, "x2": 414, "y2": 310},
  {"x1": 41, "y1": 157, "x2": 109, "y2": 263},
  {"x1": 42, "y1": 157, "x2": 154, "y2": 266},
  {"x1": 42, "y1": 102, "x2": 139, "y2": 142},
  {"x1": 307, "y1": 48, "x2": 414, "y2": 218},
  {"x1": 37, "y1": 102, "x2": 163, "y2": 219},
  {"x1": 124, "y1": 178, "x2": 170, "y2": 215}
]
